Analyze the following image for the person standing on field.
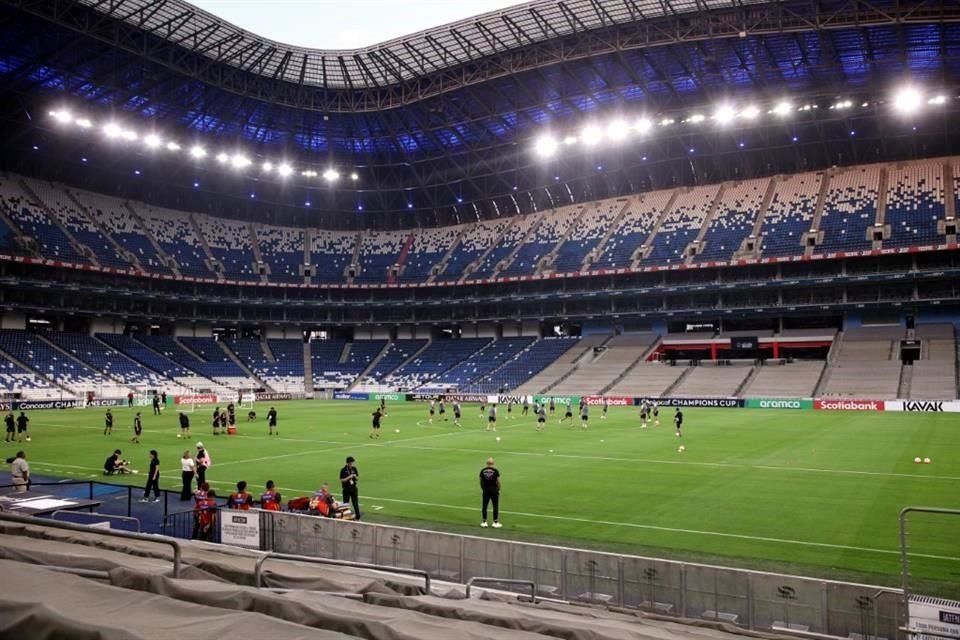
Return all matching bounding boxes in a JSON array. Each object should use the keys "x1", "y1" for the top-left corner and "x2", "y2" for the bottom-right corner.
[
  {"x1": 339, "y1": 456, "x2": 361, "y2": 521},
  {"x1": 179, "y1": 450, "x2": 195, "y2": 501},
  {"x1": 267, "y1": 406, "x2": 278, "y2": 435},
  {"x1": 7, "y1": 450, "x2": 29, "y2": 492},
  {"x1": 479, "y1": 457, "x2": 501, "y2": 528},
  {"x1": 141, "y1": 450, "x2": 160, "y2": 502},
  {"x1": 103, "y1": 409, "x2": 113, "y2": 436}
]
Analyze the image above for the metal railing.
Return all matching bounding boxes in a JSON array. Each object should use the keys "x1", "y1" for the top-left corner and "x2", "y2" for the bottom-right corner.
[
  {"x1": 254, "y1": 551, "x2": 431, "y2": 594},
  {"x1": 466, "y1": 577, "x2": 537, "y2": 602},
  {"x1": 0, "y1": 511, "x2": 183, "y2": 577}
]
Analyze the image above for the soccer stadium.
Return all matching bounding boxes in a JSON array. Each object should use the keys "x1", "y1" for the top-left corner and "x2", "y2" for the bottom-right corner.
[{"x1": 0, "y1": 0, "x2": 958, "y2": 637}]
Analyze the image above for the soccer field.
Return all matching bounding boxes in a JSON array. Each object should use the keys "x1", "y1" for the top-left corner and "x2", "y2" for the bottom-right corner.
[{"x1": 14, "y1": 400, "x2": 960, "y2": 590}]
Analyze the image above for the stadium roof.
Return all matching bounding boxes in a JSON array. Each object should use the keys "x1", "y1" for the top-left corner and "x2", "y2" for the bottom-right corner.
[{"x1": 1, "y1": 0, "x2": 959, "y2": 227}]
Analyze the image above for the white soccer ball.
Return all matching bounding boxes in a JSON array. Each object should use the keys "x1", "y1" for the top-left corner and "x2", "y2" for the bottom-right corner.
[
  {"x1": 395, "y1": 429, "x2": 400, "y2": 433},
  {"x1": 675, "y1": 432, "x2": 680, "y2": 437},
  {"x1": 914, "y1": 457, "x2": 922, "y2": 464},
  {"x1": 495, "y1": 436, "x2": 501, "y2": 442},
  {"x1": 132, "y1": 470, "x2": 139, "y2": 475},
  {"x1": 176, "y1": 433, "x2": 182, "y2": 439},
  {"x1": 678, "y1": 445, "x2": 685, "y2": 453},
  {"x1": 24, "y1": 436, "x2": 31, "y2": 442},
  {"x1": 923, "y1": 457, "x2": 931, "y2": 464}
]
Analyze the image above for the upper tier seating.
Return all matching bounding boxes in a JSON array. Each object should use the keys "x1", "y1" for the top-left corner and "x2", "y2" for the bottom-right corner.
[
  {"x1": 196, "y1": 214, "x2": 259, "y2": 280},
  {"x1": 884, "y1": 161, "x2": 945, "y2": 247},
  {"x1": 553, "y1": 198, "x2": 624, "y2": 273},
  {"x1": 436, "y1": 219, "x2": 510, "y2": 282},
  {"x1": 401, "y1": 226, "x2": 460, "y2": 282},
  {"x1": 24, "y1": 178, "x2": 131, "y2": 269},
  {"x1": 645, "y1": 186, "x2": 719, "y2": 266},
  {"x1": 255, "y1": 224, "x2": 305, "y2": 282},
  {"x1": 425, "y1": 337, "x2": 535, "y2": 389},
  {"x1": 0, "y1": 176, "x2": 87, "y2": 263},
  {"x1": 310, "y1": 229, "x2": 355, "y2": 283},
  {"x1": 817, "y1": 165, "x2": 880, "y2": 252},
  {"x1": 501, "y1": 207, "x2": 580, "y2": 277},
  {"x1": 470, "y1": 337, "x2": 580, "y2": 393},
  {"x1": 471, "y1": 215, "x2": 540, "y2": 279},
  {"x1": 592, "y1": 191, "x2": 673, "y2": 270},
  {"x1": 758, "y1": 172, "x2": 822, "y2": 256},
  {"x1": 136, "y1": 203, "x2": 215, "y2": 278},
  {"x1": 68, "y1": 189, "x2": 171, "y2": 273},
  {"x1": 696, "y1": 179, "x2": 768, "y2": 262},
  {"x1": 356, "y1": 230, "x2": 407, "y2": 283},
  {"x1": 385, "y1": 338, "x2": 491, "y2": 389}
]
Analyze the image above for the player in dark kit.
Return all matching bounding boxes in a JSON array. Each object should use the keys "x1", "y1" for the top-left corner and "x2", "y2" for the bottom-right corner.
[
  {"x1": 549, "y1": 397, "x2": 556, "y2": 416},
  {"x1": 267, "y1": 406, "x2": 278, "y2": 435},
  {"x1": 452, "y1": 401, "x2": 462, "y2": 427},
  {"x1": 560, "y1": 402, "x2": 573, "y2": 424},
  {"x1": 227, "y1": 403, "x2": 236, "y2": 427},
  {"x1": 4, "y1": 412, "x2": 15, "y2": 442},
  {"x1": 103, "y1": 409, "x2": 113, "y2": 436},
  {"x1": 674, "y1": 407, "x2": 683, "y2": 437},
  {"x1": 211, "y1": 407, "x2": 221, "y2": 435},
  {"x1": 536, "y1": 404, "x2": 546, "y2": 431},
  {"x1": 339, "y1": 456, "x2": 361, "y2": 520},
  {"x1": 602, "y1": 398, "x2": 609, "y2": 419},
  {"x1": 15, "y1": 412, "x2": 29, "y2": 442},
  {"x1": 131, "y1": 412, "x2": 142, "y2": 443},
  {"x1": 521, "y1": 396, "x2": 529, "y2": 416},
  {"x1": 178, "y1": 411, "x2": 191, "y2": 439},
  {"x1": 438, "y1": 399, "x2": 447, "y2": 421},
  {"x1": 428, "y1": 399, "x2": 436, "y2": 424},
  {"x1": 580, "y1": 402, "x2": 589, "y2": 429},
  {"x1": 379, "y1": 398, "x2": 387, "y2": 416},
  {"x1": 370, "y1": 407, "x2": 382, "y2": 438},
  {"x1": 479, "y1": 458, "x2": 502, "y2": 528},
  {"x1": 486, "y1": 404, "x2": 497, "y2": 431},
  {"x1": 152, "y1": 391, "x2": 161, "y2": 416}
]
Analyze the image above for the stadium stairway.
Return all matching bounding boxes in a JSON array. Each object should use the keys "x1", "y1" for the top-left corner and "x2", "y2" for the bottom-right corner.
[
  {"x1": 683, "y1": 185, "x2": 725, "y2": 265},
  {"x1": 248, "y1": 222, "x2": 270, "y2": 284},
  {"x1": 303, "y1": 340, "x2": 314, "y2": 393},
  {"x1": 218, "y1": 340, "x2": 273, "y2": 391},
  {"x1": 188, "y1": 213, "x2": 224, "y2": 280},
  {"x1": 426, "y1": 227, "x2": 466, "y2": 283},
  {"x1": 662, "y1": 366, "x2": 693, "y2": 396},
  {"x1": 537, "y1": 335, "x2": 613, "y2": 394},
  {"x1": 348, "y1": 340, "x2": 392, "y2": 390},
  {"x1": 600, "y1": 336, "x2": 663, "y2": 394},
  {"x1": 734, "y1": 179, "x2": 777, "y2": 261},
  {"x1": 124, "y1": 201, "x2": 182, "y2": 277},
  {"x1": 812, "y1": 330, "x2": 843, "y2": 397},
  {"x1": 630, "y1": 190, "x2": 679, "y2": 269},
  {"x1": 18, "y1": 177, "x2": 97, "y2": 266},
  {"x1": 0, "y1": 517, "x2": 800, "y2": 640},
  {"x1": 535, "y1": 206, "x2": 588, "y2": 276},
  {"x1": 491, "y1": 213, "x2": 544, "y2": 280},
  {"x1": 0, "y1": 339, "x2": 75, "y2": 397},
  {"x1": 801, "y1": 174, "x2": 832, "y2": 258},
  {"x1": 581, "y1": 197, "x2": 634, "y2": 271},
  {"x1": 459, "y1": 224, "x2": 512, "y2": 283}
]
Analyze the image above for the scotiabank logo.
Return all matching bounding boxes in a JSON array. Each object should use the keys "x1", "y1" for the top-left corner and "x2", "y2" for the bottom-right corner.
[
  {"x1": 814, "y1": 399, "x2": 885, "y2": 411},
  {"x1": 584, "y1": 396, "x2": 631, "y2": 406},
  {"x1": 175, "y1": 394, "x2": 218, "y2": 405}
]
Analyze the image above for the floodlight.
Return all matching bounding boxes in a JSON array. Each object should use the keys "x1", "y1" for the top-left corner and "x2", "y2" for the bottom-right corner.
[
  {"x1": 144, "y1": 134, "x2": 162, "y2": 149},
  {"x1": 277, "y1": 163, "x2": 293, "y2": 177},
  {"x1": 533, "y1": 135, "x2": 559, "y2": 158},
  {"x1": 740, "y1": 105, "x2": 760, "y2": 120},
  {"x1": 51, "y1": 110, "x2": 73, "y2": 124},
  {"x1": 892, "y1": 87, "x2": 923, "y2": 114},
  {"x1": 190, "y1": 146, "x2": 207, "y2": 159},
  {"x1": 659, "y1": 118, "x2": 674, "y2": 126},
  {"x1": 75, "y1": 118, "x2": 92, "y2": 129},
  {"x1": 688, "y1": 114, "x2": 705, "y2": 124},
  {"x1": 262, "y1": 162, "x2": 274, "y2": 173},
  {"x1": 606, "y1": 119, "x2": 630, "y2": 142},
  {"x1": 562, "y1": 135, "x2": 578, "y2": 145},
  {"x1": 231, "y1": 154, "x2": 251, "y2": 169},
  {"x1": 634, "y1": 117, "x2": 654, "y2": 133},
  {"x1": 580, "y1": 124, "x2": 603, "y2": 146},
  {"x1": 166, "y1": 141, "x2": 181, "y2": 151},
  {"x1": 216, "y1": 152, "x2": 229, "y2": 163},
  {"x1": 103, "y1": 123, "x2": 123, "y2": 139},
  {"x1": 713, "y1": 104, "x2": 736, "y2": 125},
  {"x1": 350, "y1": 172, "x2": 359, "y2": 181},
  {"x1": 928, "y1": 94, "x2": 946, "y2": 105},
  {"x1": 322, "y1": 168, "x2": 340, "y2": 182},
  {"x1": 302, "y1": 169, "x2": 318, "y2": 177},
  {"x1": 121, "y1": 129, "x2": 137, "y2": 141},
  {"x1": 772, "y1": 101, "x2": 792, "y2": 116}
]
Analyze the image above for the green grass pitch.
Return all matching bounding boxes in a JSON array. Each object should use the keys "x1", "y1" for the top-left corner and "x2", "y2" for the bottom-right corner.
[{"x1": 11, "y1": 400, "x2": 960, "y2": 590}]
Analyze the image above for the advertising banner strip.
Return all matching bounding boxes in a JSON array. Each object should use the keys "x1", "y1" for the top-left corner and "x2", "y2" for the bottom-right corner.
[
  {"x1": 255, "y1": 392, "x2": 293, "y2": 402},
  {"x1": 813, "y1": 399, "x2": 885, "y2": 411},
  {"x1": 642, "y1": 397, "x2": 744, "y2": 408},
  {"x1": 886, "y1": 400, "x2": 960, "y2": 413},
  {"x1": 744, "y1": 398, "x2": 814, "y2": 410},
  {"x1": 583, "y1": 396, "x2": 633, "y2": 406},
  {"x1": 333, "y1": 392, "x2": 370, "y2": 401},
  {"x1": 174, "y1": 394, "x2": 219, "y2": 406},
  {"x1": 533, "y1": 395, "x2": 582, "y2": 405}
]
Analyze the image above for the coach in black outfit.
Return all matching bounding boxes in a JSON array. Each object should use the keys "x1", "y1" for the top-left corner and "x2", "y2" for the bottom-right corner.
[
  {"x1": 479, "y1": 457, "x2": 502, "y2": 528},
  {"x1": 340, "y1": 456, "x2": 361, "y2": 520}
]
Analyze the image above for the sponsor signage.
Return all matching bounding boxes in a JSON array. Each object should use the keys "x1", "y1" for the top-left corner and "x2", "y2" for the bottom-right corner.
[
  {"x1": 174, "y1": 394, "x2": 219, "y2": 406},
  {"x1": 909, "y1": 596, "x2": 960, "y2": 640},
  {"x1": 371, "y1": 393, "x2": 405, "y2": 401},
  {"x1": 219, "y1": 511, "x2": 262, "y2": 550},
  {"x1": 533, "y1": 395, "x2": 581, "y2": 406},
  {"x1": 814, "y1": 399, "x2": 885, "y2": 411},
  {"x1": 583, "y1": 396, "x2": 632, "y2": 406},
  {"x1": 333, "y1": 392, "x2": 369, "y2": 401},
  {"x1": 745, "y1": 398, "x2": 814, "y2": 410},
  {"x1": 496, "y1": 394, "x2": 533, "y2": 405},
  {"x1": 82, "y1": 398, "x2": 128, "y2": 408},
  {"x1": 14, "y1": 399, "x2": 80, "y2": 410},
  {"x1": 887, "y1": 400, "x2": 960, "y2": 413},
  {"x1": 651, "y1": 397, "x2": 744, "y2": 408},
  {"x1": 255, "y1": 392, "x2": 293, "y2": 402}
]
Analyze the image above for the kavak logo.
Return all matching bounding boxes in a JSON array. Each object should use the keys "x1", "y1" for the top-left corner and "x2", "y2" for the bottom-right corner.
[{"x1": 902, "y1": 401, "x2": 944, "y2": 412}]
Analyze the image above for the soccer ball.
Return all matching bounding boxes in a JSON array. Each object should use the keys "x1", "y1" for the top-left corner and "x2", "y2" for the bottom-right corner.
[
  {"x1": 675, "y1": 432, "x2": 680, "y2": 437},
  {"x1": 495, "y1": 436, "x2": 501, "y2": 442},
  {"x1": 923, "y1": 457, "x2": 932, "y2": 464},
  {"x1": 914, "y1": 457, "x2": 922, "y2": 464},
  {"x1": 24, "y1": 436, "x2": 31, "y2": 442},
  {"x1": 678, "y1": 445, "x2": 686, "y2": 453},
  {"x1": 131, "y1": 469, "x2": 139, "y2": 475},
  {"x1": 395, "y1": 428, "x2": 400, "y2": 433},
  {"x1": 176, "y1": 433, "x2": 182, "y2": 439}
]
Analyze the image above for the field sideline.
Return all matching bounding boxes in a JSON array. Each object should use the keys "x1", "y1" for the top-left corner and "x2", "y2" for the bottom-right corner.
[{"x1": 9, "y1": 399, "x2": 960, "y2": 588}]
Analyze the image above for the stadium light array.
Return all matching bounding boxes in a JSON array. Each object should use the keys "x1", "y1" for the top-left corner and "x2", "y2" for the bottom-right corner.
[
  {"x1": 528, "y1": 85, "x2": 952, "y2": 159},
  {"x1": 45, "y1": 106, "x2": 359, "y2": 187}
]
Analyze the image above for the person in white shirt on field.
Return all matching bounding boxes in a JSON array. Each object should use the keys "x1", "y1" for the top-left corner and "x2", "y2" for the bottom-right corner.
[{"x1": 180, "y1": 450, "x2": 196, "y2": 501}]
